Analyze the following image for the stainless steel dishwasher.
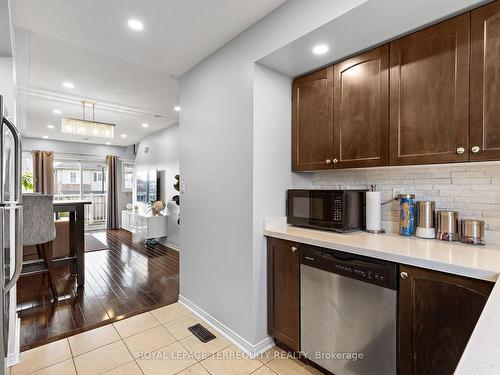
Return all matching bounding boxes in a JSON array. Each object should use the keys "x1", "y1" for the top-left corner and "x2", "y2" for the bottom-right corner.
[{"x1": 300, "y1": 244, "x2": 398, "y2": 375}]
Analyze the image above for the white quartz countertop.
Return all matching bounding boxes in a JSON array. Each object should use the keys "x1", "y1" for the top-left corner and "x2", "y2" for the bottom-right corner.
[
  {"x1": 263, "y1": 218, "x2": 500, "y2": 374},
  {"x1": 264, "y1": 218, "x2": 500, "y2": 281}
]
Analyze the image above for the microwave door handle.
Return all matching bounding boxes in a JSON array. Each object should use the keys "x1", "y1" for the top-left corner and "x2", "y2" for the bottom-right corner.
[
  {"x1": 4, "y1": 206, "x2": 23, "y2": 294},
  {"x1": 2, "y1": 117, "x2": 22, "y2": 203}
]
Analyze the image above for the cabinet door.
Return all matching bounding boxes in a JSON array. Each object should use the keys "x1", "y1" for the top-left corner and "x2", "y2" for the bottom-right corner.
[
  {"x1": 292, "y1": 67, "x2": 334, "y2": 171},
  {"x1": 390, "y1": 15, "x2": 470, "y2": 165},
  {"x1": 471, "y1": 1, "x2": 500, "y2": 161},
  {"x1": 267, "y1": 237, "x2": 300, "y2": 350},
  {"x1": 399, "y1": 265, "x2": 493, "y2": 375},
  {"x1": 333, "y1": 45, "x2": 389, "y2": 168}
]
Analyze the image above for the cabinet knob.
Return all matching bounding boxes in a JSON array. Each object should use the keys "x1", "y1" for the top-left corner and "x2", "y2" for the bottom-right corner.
[
  {"x1": 400, "y1": 271, "x2": 409, "y2": 280},
  {"x1": 325, "y1": 159, "x2": 332, "y2": 165},
  {"x1": 456, "y1": 147, "x2": 465, "y2": 155},
  {"x1": 471, "y1": 146, "x2": 481, "y2": 154},
  {"x1": 291, "y1": 246, "x2": 298, "y2": 252},
  {"x1": 333, "y1": 158, "x2": 339, "y2": 164}
]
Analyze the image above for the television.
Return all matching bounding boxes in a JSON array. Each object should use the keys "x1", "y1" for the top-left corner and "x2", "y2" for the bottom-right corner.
[{"x1": 136, "y1": 169, "x2": 158, "y2": 204}]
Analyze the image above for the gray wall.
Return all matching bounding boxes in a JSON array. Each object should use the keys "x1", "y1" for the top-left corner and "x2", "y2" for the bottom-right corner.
[
  {"x1": 134, "y1": 125, "x2": 180, "y2": 249},
  {"x1": 179, "y1": 0, "x2": 362, "y2": 350}
]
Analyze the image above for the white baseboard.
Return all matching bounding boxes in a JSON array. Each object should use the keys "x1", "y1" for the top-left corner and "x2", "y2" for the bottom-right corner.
[
  {"x1": 6, "y1": 316, "x2": 20, "y2": 367},
  {"x1": 164, "y1": 241, "x2": 180, "y2": 252},
  {"x1": 178, "y1": 295, "x2": 274, "y2": 357}
]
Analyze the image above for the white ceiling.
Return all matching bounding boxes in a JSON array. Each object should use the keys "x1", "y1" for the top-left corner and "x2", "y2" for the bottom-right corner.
[
  {"x1": 12, "y1": 0, "x2": 288, "y2": 77},
  {"x1": 12, "y1": 0, "x2": 287, "y2": 146},
  {"x1": 258, "y1": 0, "x2": 491, "y2": 77}
]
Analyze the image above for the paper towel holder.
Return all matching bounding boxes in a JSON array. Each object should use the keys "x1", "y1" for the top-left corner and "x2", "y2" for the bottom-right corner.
[{"x1": 363, "y1": 185, "x2": 386, "y2": 234}]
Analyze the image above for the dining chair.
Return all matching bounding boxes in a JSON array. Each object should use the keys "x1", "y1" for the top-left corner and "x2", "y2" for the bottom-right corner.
[{"x1": 22, "y1": 193, "x2": 58, "y2": 300}]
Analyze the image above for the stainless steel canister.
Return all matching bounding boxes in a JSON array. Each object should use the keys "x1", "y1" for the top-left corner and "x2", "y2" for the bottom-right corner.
[
  {"x1": 461, "y1": 219, "x2": 485, "y2": 245},
  {"x1": 436, "y1": 210, "x2": 459, "y2": 241},
  {"x1": 415, "y1": 201, "x2": 436, "y2": 239}
]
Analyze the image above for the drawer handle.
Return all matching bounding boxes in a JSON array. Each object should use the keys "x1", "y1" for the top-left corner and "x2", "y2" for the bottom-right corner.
[
  {"x1": 291, "y1": 246, "x2": 298, "y2": 252},
  {"x1": 305, "y1": 256, "x2": 315, "y2": 261},
  {"x1": 400, "y1": 271, "x2": 409, "y2": 280}
]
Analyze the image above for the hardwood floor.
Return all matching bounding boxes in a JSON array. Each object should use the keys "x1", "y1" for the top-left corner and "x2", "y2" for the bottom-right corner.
[{"x1": 16, "y1": 229, "x2": 179, "y2": 351}]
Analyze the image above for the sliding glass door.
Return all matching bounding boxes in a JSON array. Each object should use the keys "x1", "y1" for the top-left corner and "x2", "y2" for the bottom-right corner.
[{"x1": 54, "y1": 159, "x2": 107, "y2": 230}]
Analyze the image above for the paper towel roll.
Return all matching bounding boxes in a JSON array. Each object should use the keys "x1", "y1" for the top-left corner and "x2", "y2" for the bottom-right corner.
[{"x1": 366, "y1": 191, "x2": 382, "y2": 231}]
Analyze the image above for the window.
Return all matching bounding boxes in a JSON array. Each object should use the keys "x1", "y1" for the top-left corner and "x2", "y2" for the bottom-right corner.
[
  {"x1": 122, "y1": 163, "x2": 134, "y2": 192},
  {"x1": 54, "y1": 158, "x2": 107, "y2": 230},
  {"x1": 21, "y1": 151, "x2": 34, "y2": 193}
]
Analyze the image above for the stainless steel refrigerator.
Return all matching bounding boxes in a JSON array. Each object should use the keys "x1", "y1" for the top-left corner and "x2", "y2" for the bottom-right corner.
[{"x1": 0, "y1": 95, "x2": 22, "y2": 374}]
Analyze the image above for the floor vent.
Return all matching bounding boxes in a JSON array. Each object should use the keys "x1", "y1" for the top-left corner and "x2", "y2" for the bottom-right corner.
[{"x1": 188, "y1": 323, "x2": 216, "y2": 343}]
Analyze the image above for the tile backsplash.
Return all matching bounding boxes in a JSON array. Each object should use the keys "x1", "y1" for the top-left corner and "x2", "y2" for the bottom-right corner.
[{"x1": 308, "y1": 161, "x2": 500, "y2": 232}]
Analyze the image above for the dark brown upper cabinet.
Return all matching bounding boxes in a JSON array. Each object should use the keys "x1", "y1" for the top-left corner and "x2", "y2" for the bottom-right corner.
[
  {"x1": 267, "y1": 237, "x2": 300, "y2": 351},
  {"x1": 292, "y1": 67, "x2": 334, "y2": 171},
  {"x1": 333, "y1": 45, "x2": 389, "y2": 168},
  {"x1": 389, "y1": 14, "x2": 470, "y2": 166},
  {"x1": 471, "y1": 1, "x2": 500, "y2": 161},
  {"x1": 399, "y1": 265, "x2": 493, "y2": 375}
]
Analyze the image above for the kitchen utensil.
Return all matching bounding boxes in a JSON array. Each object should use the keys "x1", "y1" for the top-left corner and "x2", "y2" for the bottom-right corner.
[
  {"x1": 436, "y1": 210, "x2": 459, "y2": 241},
  {"x1": 461, "y1": 219, "x2": 485, "y2": 245},
  {"x1": 399, "y1": 194, "x2": 416, "y2": 236},
  {"x1": 415, "y1": 201, "x2": 436, "y2": 239},
  {"x1": 365, "y1": 185, "x2": 385, "y2": 234}
]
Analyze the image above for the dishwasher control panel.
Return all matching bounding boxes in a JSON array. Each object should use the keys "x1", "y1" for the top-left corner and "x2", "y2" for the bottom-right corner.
[{"x1": 301, "y1": 244, "x2": 398, "y2": 290}]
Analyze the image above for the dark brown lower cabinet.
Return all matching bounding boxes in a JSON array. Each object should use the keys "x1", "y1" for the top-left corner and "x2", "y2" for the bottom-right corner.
[
  {"x1": 267, "y1": 237, "x2": 300, "y2": 351},
  {"x1": 399, "y1": 265, "x2": 493, "y2": 375}
]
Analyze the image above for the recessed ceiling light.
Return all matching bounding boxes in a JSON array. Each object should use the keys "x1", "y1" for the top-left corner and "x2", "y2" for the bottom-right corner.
[
  {"x1": 105, "y1": 142, "x2": 111, "y2": 145},
  {"x1": 53, "y1": 109, "x2": 62, "y2": 115},
  {"x1": 312, "y1": 44, "x2": 329, "y2": 55},
  {"x1": 62, "y1": 81, "x2": 74, "y2": 89},
  {"x1": 121, "y1": 134, "x2": 127, "y2": 138},
  {"x1": 47, "y1": 125, "x2": 55, "y2": 129},
  {"x1": 127, "y1": 19, "x2": 144, "y2": 31},
  {"x1": 141, "y1": 123, "x2": 149, "y2": 128},
  {"x1": 173, "y1": 106, "x2": 181, "y2": 112},
  {"x1": 42, "y1": 135, "x2": 49, "y2": 139}
]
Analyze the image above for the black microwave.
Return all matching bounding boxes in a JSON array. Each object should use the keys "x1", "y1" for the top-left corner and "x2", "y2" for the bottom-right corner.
[{"x1": 286, "y1": 189, "x2": 365, "y2": 232}]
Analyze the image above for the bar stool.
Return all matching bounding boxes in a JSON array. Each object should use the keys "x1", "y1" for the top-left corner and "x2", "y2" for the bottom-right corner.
[{"x1": 22, "y1": 194, "x2": 58, "y2": 301}]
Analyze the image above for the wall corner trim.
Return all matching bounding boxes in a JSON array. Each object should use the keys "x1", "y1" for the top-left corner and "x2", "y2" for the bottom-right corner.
[{"x1": 178, "y1": 295, "x2": 274, "y2": 356}]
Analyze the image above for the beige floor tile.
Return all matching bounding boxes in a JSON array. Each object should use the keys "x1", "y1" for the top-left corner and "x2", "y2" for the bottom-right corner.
[
  {"x1": 177, "y1": 363, "x2": 211, "y2": 375},
  {"x1": 163, "y1": 314, "x2": 203, "y2": 340},
  {"x1": 73, "y1": 340, "x2": 134, "y2": 375},
  {"x1": 266, "y1": 357, "x2": 322, "y2": 375},
  {"x1": 257, "y1": 346, "x2": 287, "y2": 364},
  {"x1": 136, "y1": 341, "x2": 197, "y2": 375},
  {"x1": 113, "y1": 312, "x2": 161, "y2": 338},
  {"x1": 68, "y1": 324, "x2": 121, "y2": 356},
  {"x1": 124, "y1": 325, "x2": 176, "y2": 358},
  {"x1": 10, "y1": 339, "x2": 72, "y2": 375},
  {"x1": 180, "y1": 332, "x2": 231, "y2": 360},
  {"x1": 200, "y1": 345, "x2": 263, "y2": 375},
  {"x1": 31, "y1": 359, "x2": 76, "y2": 375},
  {"x1": 251, "y1": 366, "x2": 277, "y2": 375},
  {"x1": 150, "y1": 302, "x2": 191, "y2": 323},
  {"x1": 103, "y1": 360, "x2": 143, "y2": 375}
]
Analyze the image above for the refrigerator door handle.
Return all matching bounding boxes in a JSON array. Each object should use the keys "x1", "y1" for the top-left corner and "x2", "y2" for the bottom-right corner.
[
  {"x1": 4, "y1": 206, "x2": 22, "y2": 294},
  {"x1": 2, "y1": 117, "x2": 22, "y2": 204}
]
